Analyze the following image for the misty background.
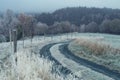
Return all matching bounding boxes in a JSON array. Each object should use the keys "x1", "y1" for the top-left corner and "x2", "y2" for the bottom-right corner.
[
  {"x1": 0, "y1": 0, "x2": 120, "y2": 42},
  {"x1": 0, "y1": 0, "x2": 120, "y2": 12}
]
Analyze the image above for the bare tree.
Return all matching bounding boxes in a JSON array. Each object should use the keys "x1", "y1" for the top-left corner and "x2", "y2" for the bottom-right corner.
[
  {"x1": 18, "y1": 13, "x2": 36, "y2": 47},
  {"x1": 2, "y1": 9, "x2": 14, "y2": 39},
  {"x1": 60, "y1": 21, "x2": 71, "y2": 33},
  {"x1": 0, "y1": 18, "x2": 3, "y2": 34},
  {"x1": 18, "y1": 14, "x2": 36, "y2": 36},
  {"x1": 2, "y1": 9, "x2": 19, "y2": 41},
  {"x1": 85, "y1": 21, "x2": 99, "y2": 33},
  {"x1": 34, "y1": 22, "x2": 48, "y2": 35},
  {"x1": 99, "y1": 19, "x2": 111, "y2": 33},
  {"x1": 80, "y1": 24, "x2": 86, "y2": 32}
]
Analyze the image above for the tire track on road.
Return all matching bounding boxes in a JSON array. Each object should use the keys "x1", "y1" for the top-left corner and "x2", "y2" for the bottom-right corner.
[
  {"x1": 40, "y1": 42, "x2": 119, "y2": 80},
  {"x1": 39, "y1": 42, "x2": 72, "y2": 77},
  {"x1": 59, "y1": 43, "x2": 120, "y2": 80}
]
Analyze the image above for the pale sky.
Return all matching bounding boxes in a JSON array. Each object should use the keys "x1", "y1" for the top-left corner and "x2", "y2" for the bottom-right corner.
[{"x1": 0, "y1": 0, "x2": 120, "y2": 13}]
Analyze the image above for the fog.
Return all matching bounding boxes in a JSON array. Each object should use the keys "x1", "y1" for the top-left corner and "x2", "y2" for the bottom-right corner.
[{"x1": 0, "y1": 0, "x2": 120, "y2": 12}]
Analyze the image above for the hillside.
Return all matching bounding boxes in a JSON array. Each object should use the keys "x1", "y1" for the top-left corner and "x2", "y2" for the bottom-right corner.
[
  {"x1": 0, "y1": 33, "x2": 120, "y2": 80},
  {"x1": 36, "y1": 7, "x2": 120, "y2": 26}
]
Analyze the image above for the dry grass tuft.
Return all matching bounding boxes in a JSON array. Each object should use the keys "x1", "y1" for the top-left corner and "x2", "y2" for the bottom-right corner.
[
  {"x1": 73, "y1": 38, "x2": 111, "y2": 55},
  {"x1": 69, "y1": 37, "x2": 120, "y2": 73},
  {"x1": 0, "y1": 49, "x2": 77, "y2": 80}
]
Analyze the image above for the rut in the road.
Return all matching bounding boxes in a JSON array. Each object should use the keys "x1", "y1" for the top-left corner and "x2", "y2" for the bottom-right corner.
[
  {"x1": 39, "y1": 43, "x2": 72, "y2": 77},
  {"x1": 50, "y1": 43, "x2": 114, "y2": 80},
  {"x1": 40, "y1": 42, "x2": 119, "y2": 80},
  {"x1": 59, "y1": 43, "x2": 120, "y2": 80}
]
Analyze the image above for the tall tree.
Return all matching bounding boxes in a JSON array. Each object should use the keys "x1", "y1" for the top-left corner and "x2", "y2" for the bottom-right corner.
[
  {"x1": 80, "y1": 24, "x2": 86, "y2": 32},
  {"x1": 34, "y1": 22, "x2": 48, "y2": 35},
  {"x1": 99, "y1": 19, "x2": 111, "y2": 33},
  {"x1": 18, "y1": 13, "x2": 36, "y2": 37},
  {"x1": 85, "y1": 21, "x2": 99, "y2": 33},
  {"x1": 2, "y1": 9, "x2": 19, "y2": 41},
  {"x1": 109, "y1": 19, "x2": 120, "y2": 34}
]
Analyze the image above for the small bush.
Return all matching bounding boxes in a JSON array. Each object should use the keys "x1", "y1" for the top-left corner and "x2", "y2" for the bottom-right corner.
[
  {"x1": 0, "y1": 35, "x2": 6, "y2": 42},
  {"x1": 0, "y1": 49, "x2": 78, "y2": 80},
  {"x1": 73, "y1": 38, "x2": 111, "y2": 56}
]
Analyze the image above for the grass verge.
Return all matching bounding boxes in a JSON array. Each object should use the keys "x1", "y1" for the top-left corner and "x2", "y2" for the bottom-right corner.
[
  {"x1": 68, "y1": 37, "x2": 120, "y2": 73},
  {"x1": 0, "y1": 49, "x2": 77, "y2": 80}
]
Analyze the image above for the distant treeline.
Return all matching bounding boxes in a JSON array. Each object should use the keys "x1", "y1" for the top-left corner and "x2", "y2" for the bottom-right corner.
[
  {"x1": 0, "y1": 7, "x2": 120, "y2": 42},
  {"x1": 35, "y1": 7, "x2": 120, "y2": 34},
  {"x1": 35, "y1": 7, "x2": 120, "y2": 26}
]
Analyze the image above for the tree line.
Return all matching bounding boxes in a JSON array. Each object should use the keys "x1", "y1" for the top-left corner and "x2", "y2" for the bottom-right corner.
[
  {"x1": 0, "y1": 7, "x2": 120, "y2": 42},
  {"x1": 35, "y1": 7, "x2": 120, "y2": 26}
]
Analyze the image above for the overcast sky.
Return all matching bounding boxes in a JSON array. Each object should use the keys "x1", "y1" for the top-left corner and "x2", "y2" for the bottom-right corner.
[{"x1": 0, "y1": 0, "x2": 120, "y2": 13}]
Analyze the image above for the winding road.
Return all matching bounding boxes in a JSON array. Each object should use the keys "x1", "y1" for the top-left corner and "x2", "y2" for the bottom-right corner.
[
  {"x1": 40, "y1": 41, "x2": 120, "y2": 80},
  {"x1": 39, "y1": 42, "x2": 72, "y2": 76}
]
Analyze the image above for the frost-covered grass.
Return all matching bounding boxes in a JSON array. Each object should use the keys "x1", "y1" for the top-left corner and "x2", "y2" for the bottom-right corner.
[
  {"x1": 68, "y1": 36, "x2": 120, "y2": 73},
  {"x1": 0, "y1": 49, "x2": 78, "y2": 80},
  {"x1": 0, "y1": 33, "x2": 119, "y2": 80},
  {"x1": 0, "y1": 49, "x2": 114, "y2": 80},
  {"x1": 0, "y1": 35, "x2": 78, "y2": 80},
  {"x1": 72, "y1": 33, "x2": 120, "y2": 49},
  {"x1": 0, "y1": 35, "x2": 67, "y2": 60}
]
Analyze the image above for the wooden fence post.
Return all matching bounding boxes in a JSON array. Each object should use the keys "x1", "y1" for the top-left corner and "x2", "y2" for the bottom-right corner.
[
  {"x1": 22, "y1": 28, "x2": 25, "y2": 48},
  {"x1": 13, "y1": 29, "x2": 17, "y2": 53},
  {"x1": 9, "y1": 29, "x2": 13, "y2": 54}
]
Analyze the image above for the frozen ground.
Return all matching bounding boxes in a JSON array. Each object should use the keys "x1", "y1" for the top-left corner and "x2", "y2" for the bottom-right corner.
[
  {"x1": 0, "y1": 33, "x2": 119, "y2": 80},
  {"x1": 50, "y1": 43, "x2": 114, "y2": 80},
  {"x1": 73, "y1": 33, "x2": 120, "y2": 49},
  {"x1": 68, "y1": 33, "x2": 120, "y2": 74},
  {"x1": 0, "y1": 35, "x2": 78, "y2": 80}
]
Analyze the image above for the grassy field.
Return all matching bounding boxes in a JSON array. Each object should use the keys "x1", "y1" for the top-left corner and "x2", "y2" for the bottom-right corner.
[
  {"x1": 0, "y1": 33, "x2": 118, "y2": 80},
  {"x1": 0, "y1": 49, "x2": 80, "y2": 80},
  {"x1": 0, "y1": 36, "x2": 79, "y2": 80},
  {"x1": 68, "y1": 33, "x2": 120, "y2": 73}
]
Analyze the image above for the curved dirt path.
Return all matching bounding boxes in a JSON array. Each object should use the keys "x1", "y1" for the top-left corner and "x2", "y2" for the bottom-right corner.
[
  {"x1": 59, "y1": 43, "x2": 120, "y2": 80},
  {"x1": 49, "y1": 43, "x2": 115, "y2": 80},
  {"x1": 39, "y1": 42, "x2": 72, "y2": 76}
]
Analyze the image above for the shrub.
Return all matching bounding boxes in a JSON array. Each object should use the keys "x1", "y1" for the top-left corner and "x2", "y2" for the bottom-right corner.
[
  {"x1": 68, "y1": 37, "x2": 120, "y2": 73},
  {"x1": 0, "y1": 49, "x2": 77, "y2": 80},
  {"x1": 71, "y1": 38, "x2": 111, "y2": 56},
  {"x1": 0, "y1": 35, "x2": 6, "y2": 42}
]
